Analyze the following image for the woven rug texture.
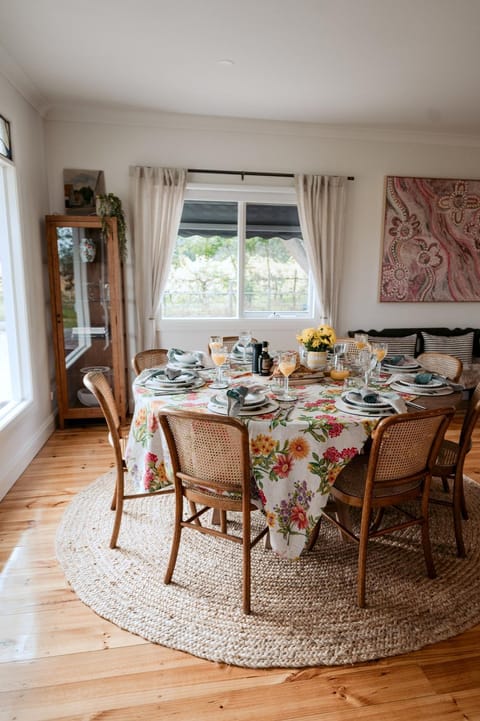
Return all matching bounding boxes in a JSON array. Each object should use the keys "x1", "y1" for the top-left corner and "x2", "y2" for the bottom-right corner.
[{"x1": 56, "y1": 471, "x2": 480, "y2": 668}]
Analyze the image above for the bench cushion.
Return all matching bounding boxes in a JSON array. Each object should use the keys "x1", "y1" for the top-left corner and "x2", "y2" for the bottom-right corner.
[{"x1": 421, "y1": 331, "x2": 474, "y2": 364}]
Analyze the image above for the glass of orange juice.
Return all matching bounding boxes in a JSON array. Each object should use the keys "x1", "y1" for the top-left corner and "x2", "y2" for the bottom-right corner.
[
  {"x1": 354, "y1": 333, "x2": 369, "y2": 350},
  {"x1": 278, "y1": 351, "x2": 297, "y2": 400},
  {"x1": 211, "y1": 344, "x2": 229, "y2": 389},
  {"x1": 370, "y1": 341, "x2": 388, "y2": 378}
]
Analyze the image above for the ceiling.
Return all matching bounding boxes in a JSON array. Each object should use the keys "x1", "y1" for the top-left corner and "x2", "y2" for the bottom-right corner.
[{"x1": 1, "y1": 0, "x2": 480, "y2": 135}]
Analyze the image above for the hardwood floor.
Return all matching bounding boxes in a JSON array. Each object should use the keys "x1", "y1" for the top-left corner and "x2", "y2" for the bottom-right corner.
[{"x1": 1, "y1": 413, "x2": 480, "y2": 721}]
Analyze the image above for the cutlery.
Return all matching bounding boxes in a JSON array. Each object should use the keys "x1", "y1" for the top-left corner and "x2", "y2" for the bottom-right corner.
[{"x1": 406, "y1": 400, "x2": 426, "y2": 409}]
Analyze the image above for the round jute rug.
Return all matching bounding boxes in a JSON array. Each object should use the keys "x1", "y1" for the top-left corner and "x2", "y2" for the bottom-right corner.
[{"x1": 56, "y1": 471, "x2": 480, "y2": 668}]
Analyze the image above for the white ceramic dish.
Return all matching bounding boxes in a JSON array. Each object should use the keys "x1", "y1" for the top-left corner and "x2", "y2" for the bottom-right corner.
[
  {"x1": 207, "y1": 399, "x2": 279, "y2": 416},
  {"x1": 142, "y1": 377, "x2": 205, "y2": 393},
  {"x1": 335, "y1": 397, "x2": 394, "y2": 417},
  {"x1": 212, "y1": 391, "x2": 266, "y2": 407},
  {"x1": 390, "y1": 382, "x2": 454, "y2": 396},
  {"x1": 343, "y1": 390, "x2": 395, "y2": 409},
  {"x1": 77, "y1": 388, "x2": 100, "y2": 407}
]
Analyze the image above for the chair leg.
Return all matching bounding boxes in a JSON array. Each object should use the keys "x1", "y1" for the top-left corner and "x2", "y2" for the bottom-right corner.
[
  {"x1": 357, "y1": 513, "x2": 370, "y2": 608},
  {"x1": 164, "y1": 494, "x2": 183, "y2": 584},
  {"x1": 220, "y1": 510, "x2": 227, "y2": 534},
  {"x1": 109, "y1": 471, "x2": 124, "y2": 548},
  {"x1": 242, "y1": 514, "x2": 252, "y2": 615},
  {"x1": 305, "y1": 518, "x2": 321, "y2": 552},
  {"x1": 453, "y1": 473, "x2": 466, "y2": 558}
]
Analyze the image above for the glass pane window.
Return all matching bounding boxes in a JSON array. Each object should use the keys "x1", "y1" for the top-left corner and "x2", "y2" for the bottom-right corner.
[{"x1": 162, "y1": 197, "x2": 311, "y2": 319}]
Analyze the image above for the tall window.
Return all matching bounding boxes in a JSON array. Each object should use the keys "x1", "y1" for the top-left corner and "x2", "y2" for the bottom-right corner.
[
  {"x1": 0, "y1": 157, "x2": 30, "y2": 423},
  {"x1": 162, "y1": 190, "x2": 312, "y2": 319}
]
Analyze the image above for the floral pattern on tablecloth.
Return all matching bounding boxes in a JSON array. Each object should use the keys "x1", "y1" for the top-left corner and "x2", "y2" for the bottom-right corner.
[{"x1": 125, "y1": 373, "x2": 377, "y2": 558}]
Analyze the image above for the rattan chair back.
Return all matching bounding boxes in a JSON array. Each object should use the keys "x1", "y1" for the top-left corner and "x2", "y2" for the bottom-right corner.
[
  {"x1": 416, "y1": 352, "x2": 463, "y2": 382},
  {"x1": 132, "y1": 348, "x2": 169, "y2": 375},
  {"x1": 157, "y1": 408, "x2": 268, "y2": 613},
  {"x1": 83, "y1": 371, "x2": 172, "y2": 548},
  {"x1": 321, "y1": 406, "x2": 455, "y2": 607},
  {"x1": 432, "y1": 380, "x2": 480, "y2": 556}
]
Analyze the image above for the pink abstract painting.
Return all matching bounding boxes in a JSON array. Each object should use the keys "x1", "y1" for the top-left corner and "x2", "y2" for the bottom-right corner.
[{"x1": 380, "y1": 176, "x2": 480, "y2": 302}]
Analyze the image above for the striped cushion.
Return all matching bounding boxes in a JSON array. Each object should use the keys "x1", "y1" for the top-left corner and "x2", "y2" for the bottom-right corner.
[
  {"x1": 367, "y1": 334, "x2": 417, "y2": 356},
  {"x1": 421, "y1": 331, "x2": 474, "y2": 364}
]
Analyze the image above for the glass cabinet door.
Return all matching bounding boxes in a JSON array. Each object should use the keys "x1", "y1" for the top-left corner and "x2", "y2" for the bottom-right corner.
[{"x1": 56, "y1": 223, "x2": 113, "y2": 410}]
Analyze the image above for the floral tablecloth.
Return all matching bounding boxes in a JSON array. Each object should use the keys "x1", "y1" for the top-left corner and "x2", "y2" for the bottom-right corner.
[{"x1": 125, "y1": 370, "x2": 378, "y2": 559}]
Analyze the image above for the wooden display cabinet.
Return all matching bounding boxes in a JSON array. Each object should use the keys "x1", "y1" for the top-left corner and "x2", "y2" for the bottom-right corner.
[{"x1": 46, "y1": 215, "x2": 127, "y2": 427}]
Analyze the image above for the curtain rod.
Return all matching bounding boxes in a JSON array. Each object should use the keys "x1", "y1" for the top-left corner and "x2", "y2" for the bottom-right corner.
[{"x1": 187, "y1": 168, "x2": 355, "y2": 181}]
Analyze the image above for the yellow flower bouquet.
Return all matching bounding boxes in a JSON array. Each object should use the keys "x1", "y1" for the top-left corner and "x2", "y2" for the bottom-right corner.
[{"x1": 296, "y1": 324, "x2": 336, "y2": 352}]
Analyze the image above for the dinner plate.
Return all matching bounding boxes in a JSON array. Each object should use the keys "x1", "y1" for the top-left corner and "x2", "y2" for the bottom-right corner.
[
  {"x1": 390, "y1": 381, "x2": 454, "y2": 396},
  {"x1": 342, "y1": 390, "x2": 395, "y2": 409},
  {"x1": 382, "y1": 361, "x2": 422, "y2": 371},
  {"x1": 335, "y1": 397, "x2": 395, "y2": 417},
  {"x1": 207, "y1": 399, "x2": 279, "y2": 416},
  {"x1": 211, "y1": 391, "x2": 266, "y2": 407},
  {"x1": 394, "y1": 377, "x2": 447, "y2": 389},
  {"x1": 142, "y1": 377, "x2": 205, "y2": 393},
  {"x1": 143, "y1": 368, "x2": 198, "y2": 385}
]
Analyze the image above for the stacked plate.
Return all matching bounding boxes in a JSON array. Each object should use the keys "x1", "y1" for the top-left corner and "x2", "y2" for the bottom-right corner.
[
  {"x1": 139, "y1": 368, "x2": 205, "y2": 394},
  {"x1": 381, "y1": 356, "x2": 422, "y2": 372},
  {"x1": 390, "y1": 376, "x2": 454, "y2": 396},
  {"x1": 230, "y1": 344, "x2": 253, "y2": 365},
  {"x1": 335, "y1": 390, "x2": 397, "y2": 417},
  {"x1": 167, "y1": 349, "x2": 205, "y2": 369},
  {"x1": 207, "y1": 390, "x2": 278, "y2": 416}
]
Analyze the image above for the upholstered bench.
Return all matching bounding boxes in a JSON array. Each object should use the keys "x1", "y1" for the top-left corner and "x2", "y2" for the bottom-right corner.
[{"x1": 348, "y1": 327, "x2": 480, "y2": 391}]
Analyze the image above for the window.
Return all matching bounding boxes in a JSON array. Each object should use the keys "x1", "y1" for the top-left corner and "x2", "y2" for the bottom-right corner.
[
  {"x1": 162, "y1": 188, "x2": 313, "y2": 319},
  {"x1": 0, "y1": 156, "x2": 30, "y2": 424}
]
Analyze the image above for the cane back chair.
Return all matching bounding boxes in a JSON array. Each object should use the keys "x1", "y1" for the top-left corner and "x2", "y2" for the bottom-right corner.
[
  {"x1": 83, "y1": 371, "x2": 173, "y2": 548},
  {"x1": 318, "y1": 406, "x2": 454, "y2": 607},
  {"x1": 132, "y1": 348, "x2": 169, "y2": 375},
  {"x1": 416, "y1": 352, "x2": 463, "y2": 383},
  {"x1": 157, "y1": 408, "x2": 269, "y2": 614}
]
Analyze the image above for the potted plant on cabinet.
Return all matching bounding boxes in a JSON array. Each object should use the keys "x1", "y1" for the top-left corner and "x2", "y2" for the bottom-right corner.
[{"x1": 96, "y1": 192, "x2": 127, "y2": 259}]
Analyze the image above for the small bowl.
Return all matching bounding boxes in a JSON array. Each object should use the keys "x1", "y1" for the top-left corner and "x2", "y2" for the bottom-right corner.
[{"x1": 175, "y1": 352, "x2": 198, "y2": 364}]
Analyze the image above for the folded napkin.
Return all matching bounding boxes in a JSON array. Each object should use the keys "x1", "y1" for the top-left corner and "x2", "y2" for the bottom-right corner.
[
  {"x1": 167, "y1": 348, "x2": 203, "y2": 365},
  {"x1": 384, "y1": 354, "x2": 405, "y2": 365},
  {"x1": 165, "y1": 367, "x2": 183, "y2": 381},
  {"x1": 414, "y1": 371, "x2": 433, "y2": 385},
  {"x1": 226, "y1": 386, "x2": 248, "y2": 416},
  {"x1": 358, "y1": 386, "x2": 407, "y2": 413},
  {"x1": 232, "y1": 341, "x2": 253, "y2": 357}
]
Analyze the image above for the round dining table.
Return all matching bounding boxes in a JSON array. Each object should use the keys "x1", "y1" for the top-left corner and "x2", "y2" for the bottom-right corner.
[{"x1": 124, "y1": 366, "x2": 460, "y2": 559}]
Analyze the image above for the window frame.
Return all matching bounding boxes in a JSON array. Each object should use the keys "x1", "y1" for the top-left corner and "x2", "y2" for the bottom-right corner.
[
  {"x1": 0, "y1": 156, "x2": 32, "y2": 428},
  {"x1": 160, "y1": 182, "x2": 315, "y2": 322}
]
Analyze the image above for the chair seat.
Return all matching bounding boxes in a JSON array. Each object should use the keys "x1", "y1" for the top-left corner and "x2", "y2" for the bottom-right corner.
[{"x1": 333, "y1": 453, "x2": 423, "y2": 501}]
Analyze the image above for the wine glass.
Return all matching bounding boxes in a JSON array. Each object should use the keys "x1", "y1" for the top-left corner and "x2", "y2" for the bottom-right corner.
[
  {"x1": 210, "y1": 344, "x2": 229, "y2": 389},
  {"x1": 354, "y1": 333, "x2": 369, "y2": 350},
  {"x1": 370, "y1": 341, "x2": 388, "y2": 378},
  {"x1": 359, "y1": 348, "x2": 377, "y2": 386},
  {"x1": 209, "y1": 335, "x2": 223, "y2": 356},
  {"x1": 278, "y1": 351, "x2": 297, "y2": 401},
  {"x1": 238, "y1": 329, "x2": 252, "y2": 363}
]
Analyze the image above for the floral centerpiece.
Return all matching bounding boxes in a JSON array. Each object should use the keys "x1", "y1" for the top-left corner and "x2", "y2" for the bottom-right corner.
[
  {"x1": 296, "y1": 324, "x2": 336, "y2": 370},
  {"x1": 296, "y1": 325, "x2": 336, "y2": 352}
]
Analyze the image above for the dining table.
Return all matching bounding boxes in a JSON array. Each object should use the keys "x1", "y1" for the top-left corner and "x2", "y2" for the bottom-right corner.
[{"x1": 124, "y1": 363, "x2": 461, "y2": 560}]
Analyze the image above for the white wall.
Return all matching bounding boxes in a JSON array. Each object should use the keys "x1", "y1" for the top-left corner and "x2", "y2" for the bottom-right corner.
[
  {"x1": 44, "y1": 107, "x2": 480, "y2": 362},
  {"x1": 0, "y1": 72, "x2": 53, "y2": 500}
]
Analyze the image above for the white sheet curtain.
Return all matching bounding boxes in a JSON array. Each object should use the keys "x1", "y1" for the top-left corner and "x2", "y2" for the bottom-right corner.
[
  {"x1": 294, "y1": 174, "x2": 348, "y2": 328},
  {"x1": 131, "y1": 166, "x2": 187, "y2": 350}
]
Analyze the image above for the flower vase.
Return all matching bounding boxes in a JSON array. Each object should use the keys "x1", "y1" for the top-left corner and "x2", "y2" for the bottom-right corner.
[{"x1": 306, "y1": 350, "x2": 327, "y2": 371}]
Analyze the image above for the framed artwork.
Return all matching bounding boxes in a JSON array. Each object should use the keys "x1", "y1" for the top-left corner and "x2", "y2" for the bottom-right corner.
[
  {"x1": 380, "y1": 175, "x2": 480, "y2": 302},
  {"x1": 0, "y1": 114, "x2": 12, "y2": 160},
  {"x1": 63, "y1": 169, "x2": 105, "y2": 215}
]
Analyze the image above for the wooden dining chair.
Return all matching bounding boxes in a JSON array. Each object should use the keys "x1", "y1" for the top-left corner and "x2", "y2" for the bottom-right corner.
[
  {"x1": 132, "y1": 348, "x2": 169, "y2": 375},
  {"x1": 431, "y1": 381, "x2": 480, "y2": 557},
  {"x1": 157, "y1": 408, "x2": 269, "y2": 614},
  {"x1": 416, "y1": 352, "x2": 463, "y2": 383},
  {"x1": 316, "y1": 406, "x2": 454, "y2": 607},
  {"x1": 83, "y1": 371, "x2": 173, "y2": 548}
]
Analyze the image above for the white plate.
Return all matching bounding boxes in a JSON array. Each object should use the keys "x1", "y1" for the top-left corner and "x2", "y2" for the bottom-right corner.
[
  {"x1": 142, "y1": 377, "x2": 205, "y2": 393},
  {"x1": 335, "y1": 397, "x2": 394, "y2": 417},
  {"x1": 395, "y1": 377, "x2": 447, "y2": 389},
  {"x1": 382, "y1": 362, "x2": 422, "y2": 371},
  {"x1": 211, "y1": 391, "x2": 266, "y2": 407},
  {"x1": 343, "y1": 390, "x2": 395, "y2": 409},
  {"x1": 144, "y1": 368, "x2": 198, "y2": 385},
  {"x1": 390, "y1": 382, "x2": 454, "y2": 396},
  {"x1": 207, "y1": 400, "x2": 279, "y2": 416}
]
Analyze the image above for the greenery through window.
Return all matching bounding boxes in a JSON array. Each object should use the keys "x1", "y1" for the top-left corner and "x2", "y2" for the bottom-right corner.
[{"x1": 162, "y1": 199, "x2": 311, "y2": 319}]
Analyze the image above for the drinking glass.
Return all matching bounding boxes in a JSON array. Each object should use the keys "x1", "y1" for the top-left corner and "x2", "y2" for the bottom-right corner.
[
  {"x1": 278, "y1": 351, "x2": 297, "y2": 400},
  {"x1": 354, "y1": 333, "x2": 369, "y2": 350},
  {"x1": 209, "y1": 335, "x2": 223, "y2": 354},
  {"x1": 370, "y1": 341, "x2": 388, "y2": 377},
  {"x1": 238, "y1": 329, "x2": 252, "y2": 363},
  {"x1": 359, "y1": 348, "x2": 377, "y2": 386},
  {"x1": 210, "y1": 345, "x2": 229, "y2": 389}
]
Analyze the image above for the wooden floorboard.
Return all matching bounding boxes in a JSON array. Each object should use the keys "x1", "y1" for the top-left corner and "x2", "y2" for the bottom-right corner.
[{"x1": 1, "y1": 414, "x2": 480, "y2": 720}]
